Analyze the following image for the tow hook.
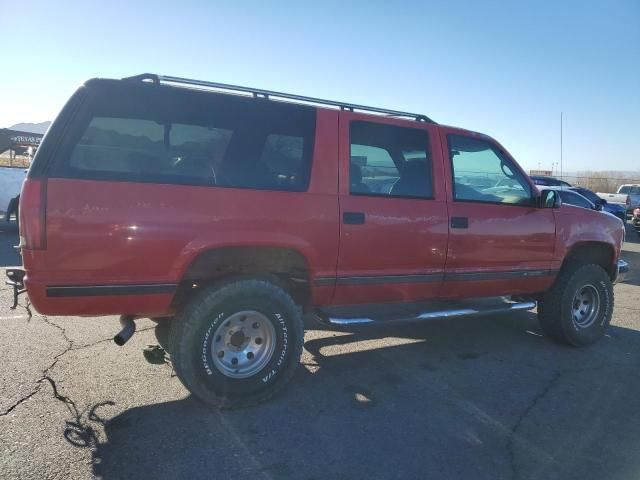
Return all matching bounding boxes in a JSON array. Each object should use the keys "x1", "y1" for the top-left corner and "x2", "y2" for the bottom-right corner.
[
  {"x1": 114, "y1": 315, "x2": 136, "y2": 346},
  {"x1": 5, "y1": 268, "x2": 26, "y2": 310}
]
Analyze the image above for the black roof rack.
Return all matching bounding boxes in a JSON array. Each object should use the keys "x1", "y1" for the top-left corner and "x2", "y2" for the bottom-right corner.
[{"x1": 122, "y1": 73, "x2": 435, "y2": 123}]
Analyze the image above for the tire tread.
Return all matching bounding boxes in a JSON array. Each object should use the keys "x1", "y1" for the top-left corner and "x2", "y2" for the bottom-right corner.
[
  {"x1": 169, "y1": 278, "x2": 304, "y2": 409},
  {"x1": 538, "y1": 262, "x2": 613, "y2": 346}
]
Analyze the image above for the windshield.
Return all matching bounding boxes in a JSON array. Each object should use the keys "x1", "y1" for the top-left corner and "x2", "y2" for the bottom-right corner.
[
  {"x1": 531, "y1": 176, "x2": 571, "y2": 187},
  {"x1": 560, "y1": 190, "x2": 593, "y2": 209},
  {"x1": 573, "y1": 187, "x2": 600, "y2": 203}
]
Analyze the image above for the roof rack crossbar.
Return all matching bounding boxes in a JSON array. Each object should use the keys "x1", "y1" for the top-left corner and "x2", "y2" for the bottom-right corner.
[{"x1": 123, "y1": 73, "x2": 435, "y2": 123}]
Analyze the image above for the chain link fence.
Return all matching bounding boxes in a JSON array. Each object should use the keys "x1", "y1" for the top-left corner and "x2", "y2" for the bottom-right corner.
[
  {"x1": 0, "y1": 152, "x2": 31, "y2": 168},
  {"x1": 554, "y1": 173, "x2": 640, "y2": 193}
]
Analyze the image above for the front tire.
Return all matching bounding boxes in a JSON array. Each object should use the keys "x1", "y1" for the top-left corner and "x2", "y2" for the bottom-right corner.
[
  {"x1": 538, "y1": 263, "x2": 614, "y2": 346},
  {"x1": 169, "y1": 279, "x2": 304, "y2": 408}
]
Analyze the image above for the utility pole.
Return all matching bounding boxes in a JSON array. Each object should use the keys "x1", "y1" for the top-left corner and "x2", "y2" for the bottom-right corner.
[{"x1": 560, "y1": 112, "x2": 563, "y2": 179}]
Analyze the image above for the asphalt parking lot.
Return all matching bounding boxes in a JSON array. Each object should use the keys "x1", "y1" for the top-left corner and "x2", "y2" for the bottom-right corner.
[{"x1": 0, "y1": 221, "x2": 639, "y2": 480}]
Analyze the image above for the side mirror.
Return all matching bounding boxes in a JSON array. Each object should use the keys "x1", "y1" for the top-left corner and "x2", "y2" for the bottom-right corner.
[
  {"x1": 595, "y1": 203, "x2": 603, "y2": 211},
  {"x1": 539, "y1": 189, "x2": 562, "y2": 208}
]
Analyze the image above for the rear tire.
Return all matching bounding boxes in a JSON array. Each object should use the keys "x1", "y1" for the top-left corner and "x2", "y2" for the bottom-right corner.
[
  {"x1": 169, "y1": 279, "x2": 304, "y2": 408},
  {"x1": 538, "y1": 263, "x2": 613, "y2": 346}
]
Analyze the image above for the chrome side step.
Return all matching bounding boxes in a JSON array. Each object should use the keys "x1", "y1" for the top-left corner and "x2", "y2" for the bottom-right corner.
[{"x1": 316, "y1": 299, "x2": 536, "y2": 326}]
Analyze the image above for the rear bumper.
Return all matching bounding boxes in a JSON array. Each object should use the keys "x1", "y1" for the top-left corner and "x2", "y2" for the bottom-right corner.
[{"x1": 615, "y1": 259, "x2": 629, "y2": 284}]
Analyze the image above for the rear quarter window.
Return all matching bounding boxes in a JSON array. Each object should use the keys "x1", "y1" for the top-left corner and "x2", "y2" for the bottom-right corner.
[{"x1": 53, "y1": 81, "x2": 316, "y2": 191}]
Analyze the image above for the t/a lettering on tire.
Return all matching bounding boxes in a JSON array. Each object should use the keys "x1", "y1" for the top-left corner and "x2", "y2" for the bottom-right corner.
[
  {"x1": 538, "y1": 263, "x2": 614, "y2": 346},
  {"x1": 169, "y1": 279, "x2": 304, "y2": 408}
]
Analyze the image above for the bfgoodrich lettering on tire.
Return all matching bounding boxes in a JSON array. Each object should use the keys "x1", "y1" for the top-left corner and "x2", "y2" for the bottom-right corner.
[
  {"x1": 538, "y1": 263, "x2": 614, "y2": 346},
  {"x1": 169, "y1": 279, "x2": 304, "y2": 408}
]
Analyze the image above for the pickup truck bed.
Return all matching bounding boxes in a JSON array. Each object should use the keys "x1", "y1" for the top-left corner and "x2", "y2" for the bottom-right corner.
[{"x1": 597, "y1": 191, "x2": 628, "y2": 208}]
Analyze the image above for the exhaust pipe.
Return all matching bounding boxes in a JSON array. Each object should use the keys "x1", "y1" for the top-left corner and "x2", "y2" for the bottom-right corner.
[{"x1": 114, "y1": 315, "x2": 136, "y2": 346}]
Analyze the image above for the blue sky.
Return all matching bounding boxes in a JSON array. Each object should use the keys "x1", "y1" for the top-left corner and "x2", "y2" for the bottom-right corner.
[{"x1": 2, "y1": 0, "x2": 639, "y2": 172}]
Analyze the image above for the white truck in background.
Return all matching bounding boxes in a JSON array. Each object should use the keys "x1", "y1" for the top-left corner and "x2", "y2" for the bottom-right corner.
[
  {"x1": 597, "y1": 184, "x2": 640, "y2": 216},
  {"x1": 0, "y1": 166, "x2": 27, "y2": 223},
  {"x1": 1, "y1": 127, "x2": 42, "y2": 224},
  {"x1": 618, "y1": 185, "x2": 640, "y2": 212}
]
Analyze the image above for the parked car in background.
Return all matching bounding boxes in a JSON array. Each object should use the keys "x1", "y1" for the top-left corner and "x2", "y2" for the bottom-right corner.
[
  {"x1": 597, "y1": 190, "x2": 630, "y2": 211},
  {"x1": 632, "y1": 208, "x2": 640, "y2": 235},
  {"x1": 529, "y1": 175, "x2": 572, "y2": 187},
  {"x1": 571, "y1": 186, "x2": 627, "y2": 222},
  {"x1": 597, "y1": 184, "x2": 640, "y2": 215},
  {"x1": 618, "y1": 184, "x2": 640, "y2": 211},
  {"x1": 528, "y1": 177, "x2": 627, "y2": 221},
  {"x1": 540, "y1": 186, "x2": 627, "y2": 225},
  {"x1": 542, "y1": 186, "x2": 600, "y2": 212}
]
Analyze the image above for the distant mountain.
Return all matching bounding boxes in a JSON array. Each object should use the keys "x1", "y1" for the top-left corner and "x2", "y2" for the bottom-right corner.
[{"x1": 8, "y1": 121, "x2": 51, "y2": 134}]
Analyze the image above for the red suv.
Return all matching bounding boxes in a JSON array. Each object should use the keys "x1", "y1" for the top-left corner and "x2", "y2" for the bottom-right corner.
[{"x1": 10, "y1": 74, "x2": 628, "y2": 408}]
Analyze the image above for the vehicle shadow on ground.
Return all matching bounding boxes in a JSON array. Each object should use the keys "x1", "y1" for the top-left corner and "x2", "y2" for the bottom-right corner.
[{"x1": 83, "y1": 311, "x2": 640, "y2": 480}]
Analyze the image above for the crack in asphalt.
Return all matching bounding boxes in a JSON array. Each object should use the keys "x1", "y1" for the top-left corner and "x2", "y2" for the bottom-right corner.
[
  {"x1": 0, "y1": 314, "x2": 73, "y2": 417},
  {"x1": 43, "y1": 374, "x2": 79, "y2": 413},
  {"x1": 508, "y1": 371, "x2": 562, "y2": 480},
  {"x1": 42, "y1": 315, "x2": 74, "y2": 349},
  {"x1": 24, "y1": 297, "x2": 32, "y2": 319},
  {"x1": 42, "y1": 376, "x2": 111, "y2": 449},
  {"x1": 0, "y1": 386, "x2": 41, "y2": 417},
  {"x1": 0, "y1": 311, "x2": 154, "y2": 418}
]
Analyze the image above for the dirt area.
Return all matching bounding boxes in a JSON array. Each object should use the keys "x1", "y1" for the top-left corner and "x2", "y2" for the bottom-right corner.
[{"x1": 0, "y1": 154, "x2": 30, "y2": 168}]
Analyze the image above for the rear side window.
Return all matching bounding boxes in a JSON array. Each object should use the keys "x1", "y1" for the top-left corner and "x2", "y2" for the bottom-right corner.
[
  {"x1": 57, "y1": 83, "x2": 316, "y2": 191},
  {"x1": 70, "y1": 118, "x2": 232, "y2": 179},
  {"x1": 259, "y1": 134, "x2": 305, "y2": 180},
  {"x1": 349, "y1": 121, "x2": 432, "y2": 199}
]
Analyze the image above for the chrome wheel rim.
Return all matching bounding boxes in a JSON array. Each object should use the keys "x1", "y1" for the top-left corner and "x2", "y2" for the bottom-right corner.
[
  {"x1": 571, "y1": 284, "x2": 600, "y2": 329},
  {"x1": 210, "y1": 311, "x2": 276, "y2": 379}
]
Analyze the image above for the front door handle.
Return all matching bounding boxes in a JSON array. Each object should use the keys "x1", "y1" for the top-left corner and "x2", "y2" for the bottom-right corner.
[
  {"x1": 450, "y1": 216, "x2": 469, "y2": 229},
  {"x1": 343, "y1": 212, "x2": 365, "y2": 225}
]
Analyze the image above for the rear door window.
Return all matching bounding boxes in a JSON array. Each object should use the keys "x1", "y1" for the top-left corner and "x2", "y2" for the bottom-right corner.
[
  {"x1": 59, "y1": 82, "x2": 316, "y2": 191},
  {"x1": 349, "y1": 121, "x2": 433, "y2": 199}
]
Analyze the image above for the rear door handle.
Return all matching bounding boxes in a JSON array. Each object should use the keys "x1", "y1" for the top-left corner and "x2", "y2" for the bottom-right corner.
[
  {"x1": 343, "y1": 212, "x2": 365, "y2": 225},
  {"x1": 450, "y1": 216, "x2": 469, "y2": 229}
]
